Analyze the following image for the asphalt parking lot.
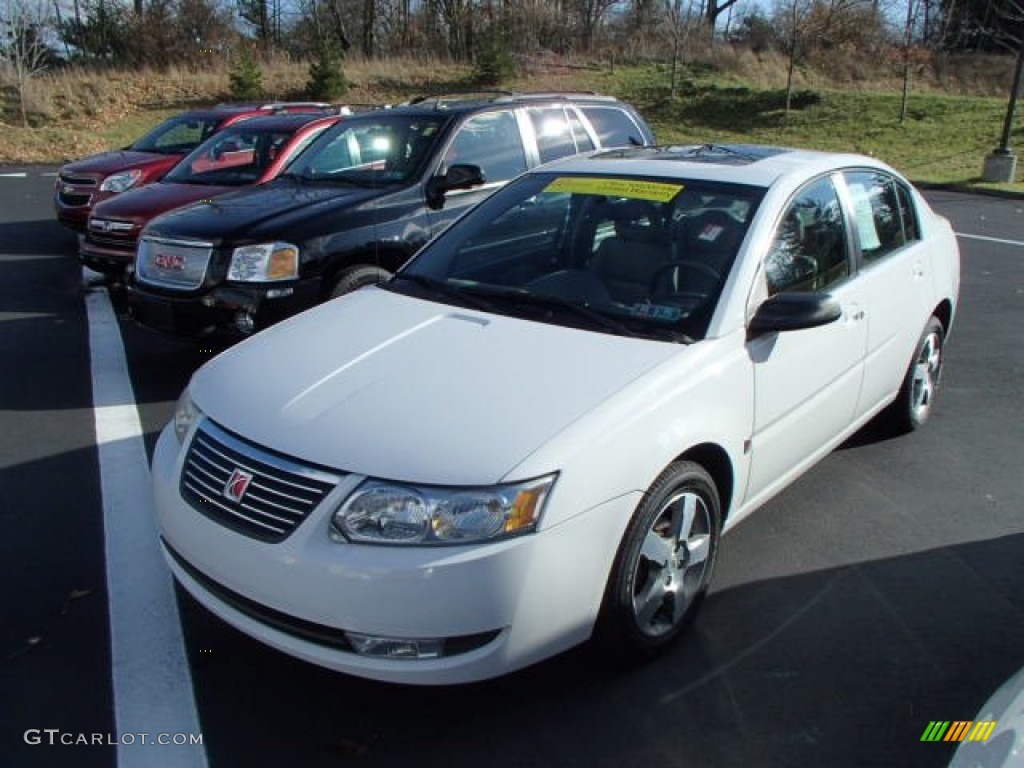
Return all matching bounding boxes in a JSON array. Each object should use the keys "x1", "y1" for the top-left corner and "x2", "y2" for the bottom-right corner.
[{"x1": 1, "y1": 167, "x2": 1022, "y2": 768}]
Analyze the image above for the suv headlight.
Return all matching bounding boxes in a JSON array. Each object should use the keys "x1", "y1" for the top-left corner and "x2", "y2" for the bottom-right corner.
[
  {"x1": 172, "y1": 388, "x2": 202, "y2": 444},
  {"x1": 332, "y1": 475, "x2": 556, "y2": 545},
  {"x1": 99, "y1": 169, "x2": 143, "y2": 193},
  {"x1": 227, "y1": 242, "x2": 299, "y2": 282}
]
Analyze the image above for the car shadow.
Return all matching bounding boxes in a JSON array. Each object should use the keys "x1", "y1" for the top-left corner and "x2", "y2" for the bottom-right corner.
[{"x1": 179, "y1": 532, "x2": 1024, "y2": 768}]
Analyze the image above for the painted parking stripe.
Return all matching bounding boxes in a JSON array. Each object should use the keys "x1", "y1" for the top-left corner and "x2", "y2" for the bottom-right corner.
[
  {"x1": 956, "y1": 232, "x2": 1024, "y2": 248},
  {"x1": 85, "y1": 269, "x2": 208, "y2": 768},
  {"x1": 0, "y1": 172, "x2": 28, "y2": 178}
]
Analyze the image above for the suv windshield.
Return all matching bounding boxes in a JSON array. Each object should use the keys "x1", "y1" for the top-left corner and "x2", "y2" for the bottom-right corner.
[
  {"x1": 165, "y1": 127, "x2": 295, "y2": 186},
  {"x1": 131, "y1": 115, "x2": 222, "y2": 154},
  {"x1": 285, "y1": 114, "x2": 447, "y2": 185},
  {"x1": 391, "y1": 172, "x2": 765, "y2": 342}
]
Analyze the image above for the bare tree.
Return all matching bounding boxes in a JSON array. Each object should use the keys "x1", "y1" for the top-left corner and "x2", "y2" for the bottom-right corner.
[
  {"x1": 664, "y1": 0, "x2": 698, "y2": 97},
  {"x1": 571, "y1": 0, "x2": 618, "y2": 51},
  {"x1": 1, "y1": 0, "x2": 53, "y2": 127},
  {"x1": 900, "y1": 0, "x2": 921, "y2": 121}
]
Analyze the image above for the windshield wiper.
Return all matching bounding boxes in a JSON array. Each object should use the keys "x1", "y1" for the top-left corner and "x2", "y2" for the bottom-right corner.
[
  {"x1": 391, "y1": 274, "x2": 497, "y2": 313},
  {"x1": 464, "y1": 285, "x2": 645, "y2": 339}
]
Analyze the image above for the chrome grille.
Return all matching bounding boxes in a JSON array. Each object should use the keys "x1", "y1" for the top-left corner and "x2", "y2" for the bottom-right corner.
[
  {"x1": 86, "y1": 233, "x2": 137, "y2": 251},
  {"x1": 181, "y1": 421, "x2": 342, "y2": 542},
  {"x1": 136, "y1": 235, "x2": 214, "y2": 290},
  {"x1": 59, "y1": 174, "x2": 97, "y2": 186}
]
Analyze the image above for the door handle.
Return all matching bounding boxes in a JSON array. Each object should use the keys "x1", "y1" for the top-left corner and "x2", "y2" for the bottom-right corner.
[{"x1": 912, "y1": 260, "x2": 925, "y2": 278}]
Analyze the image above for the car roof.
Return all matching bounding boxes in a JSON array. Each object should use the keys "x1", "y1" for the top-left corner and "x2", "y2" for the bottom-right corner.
[
  {"x1": 215, "y1": 113, "x2": 337, "y2": 133},
  {"x1": 542, "y1": 144, "x2": 896, "y2": 189},
  {"x1": 378, "y1": 91, "x2": 628, "y2": 116},
  {"x1": 177, "y1": 102, "x2": 335, "y2": 120}
]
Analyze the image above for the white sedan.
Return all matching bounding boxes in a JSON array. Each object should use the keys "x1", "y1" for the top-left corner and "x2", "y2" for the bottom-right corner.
[{"x1": 156, "y1": 145, "x2": 960, "y2": 684}]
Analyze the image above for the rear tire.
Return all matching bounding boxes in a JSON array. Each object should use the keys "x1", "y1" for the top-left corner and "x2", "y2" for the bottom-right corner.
[
  {"x1": 597, "y1": 461, "x2": 721, "y2": 658},
  {"x1": 888, "y1": 316, "x2": 944, "y2": 433},
  {"x1": 329, "y1": 265, "x2": 391, "y2": 299}
]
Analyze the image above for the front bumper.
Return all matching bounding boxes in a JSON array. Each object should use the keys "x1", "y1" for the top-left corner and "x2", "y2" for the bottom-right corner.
[
  {"x1": 79, "y1": 236, "x2": 136, "y2": 275},
  {"x1": 125, "y1": 276, "x2": 320, "y2": 338},
  {"x1": 153, "y1": 422, "x2": 636, "y2": 684}
]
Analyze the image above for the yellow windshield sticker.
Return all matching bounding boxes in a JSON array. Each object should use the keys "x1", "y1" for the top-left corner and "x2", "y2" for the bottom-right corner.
[{"x1": 544, "y1": 177, "x2": 683, "y2": 202}]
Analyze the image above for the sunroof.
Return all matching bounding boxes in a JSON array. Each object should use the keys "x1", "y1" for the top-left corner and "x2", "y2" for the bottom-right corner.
[{"x1": 593, "y1": 144, "x2": 791, "y2": 165}]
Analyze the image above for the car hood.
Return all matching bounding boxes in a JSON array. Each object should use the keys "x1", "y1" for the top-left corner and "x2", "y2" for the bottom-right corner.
[
  {"x1": 190, "y1": 287, "x2": 679, "y2": 485},
  {"x1": 91, "y1": 182, "x2": 235, "y2": 225},
  {"x1": 144, "y1": 180, "x2": 383, "y2": 243},
  {"x1": 61, "y1": 150, "x2": 173, "y2": 176}
]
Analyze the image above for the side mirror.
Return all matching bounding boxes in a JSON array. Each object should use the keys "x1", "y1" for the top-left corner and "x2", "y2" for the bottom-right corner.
[
  {"x1": 747, "y1": 291, "x2": 842, "y2": 337},
  {"x1": 426, "y1": 163, "x2": 485, "y2": 210}
]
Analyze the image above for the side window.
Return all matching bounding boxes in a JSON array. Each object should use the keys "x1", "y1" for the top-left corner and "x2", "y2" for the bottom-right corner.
[
  {"x1": 896, "y1": 182, "x2": 919, "y2": 243},
  {"x1": 154, "y1": 121, "x2": 207, "y2": 150},
  {"x1": 528, "y1": 108, "x2": 578, "y2": 164},
  {"x1": 765, "y1": 176, "x2": 850, "y2": 295},
  {"x1": 441, "y1": 111, "x2": 527, "y2": 183},
  {"x1": 843, "y1": 170, "x2": 912, "y2": 264},
  {"x1": 568, "y1": 111, "x2": 595, "y2": 153},
  {"x1": 579, "y1": 107, "x2": 644, "y2": 148}
]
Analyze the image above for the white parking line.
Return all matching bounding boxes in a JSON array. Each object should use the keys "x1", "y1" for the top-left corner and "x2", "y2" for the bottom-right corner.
[
  {"x1": 0, "y1": 172, "x2": 28, "y2": 178},
  {"x1": 85, "y1": 269, "x2": 208, "y2": 768},
  {"x1": 956, "y1": 232, "x2": 1024, "y2": 248}
]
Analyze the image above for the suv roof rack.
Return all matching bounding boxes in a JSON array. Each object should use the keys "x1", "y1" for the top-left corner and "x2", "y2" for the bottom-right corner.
[
  {"x1": 213, "y1": 101, "x2": 333, "y2": 111},
  {"x1": 401, "y1": 90, "x2": 617, "y2": 111}
]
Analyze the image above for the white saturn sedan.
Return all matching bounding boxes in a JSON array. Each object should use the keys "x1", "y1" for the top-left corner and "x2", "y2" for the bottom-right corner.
[{"x1": 155, "y1": 145, "x2": 960, "y2": 684}]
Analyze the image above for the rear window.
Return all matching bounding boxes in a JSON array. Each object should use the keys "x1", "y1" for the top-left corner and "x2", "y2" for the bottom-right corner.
[{"x1": 580, "y1": 107, "x2": 646, "y2": 149}]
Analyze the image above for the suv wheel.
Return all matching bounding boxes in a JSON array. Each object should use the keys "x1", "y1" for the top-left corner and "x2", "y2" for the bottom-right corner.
[{"x1": 329, "y1": 265, "x2": 391, "y2": 299}]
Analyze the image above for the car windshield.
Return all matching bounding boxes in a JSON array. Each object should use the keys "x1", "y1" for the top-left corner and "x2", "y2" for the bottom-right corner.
[
  {"x1": 130, "y1": 115, "x2": 222, "y2": 154},
  {"x1": 389, "y1": 172, "x2": 765, "y2": 342},
  {"x1": 164, "y1": 127, "x2": 296, "y2": 186},
  {"x1": 284, "y1": 113, "x2": 447, "y2": 185}
]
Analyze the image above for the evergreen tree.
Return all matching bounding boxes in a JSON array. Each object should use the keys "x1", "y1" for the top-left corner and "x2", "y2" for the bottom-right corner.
[
  {"x1": 229, "y1": 46, "x2": 264, "y2": 101},
  {"x1": 306, "y1": 42, "x2": 348, "y2": 101}
]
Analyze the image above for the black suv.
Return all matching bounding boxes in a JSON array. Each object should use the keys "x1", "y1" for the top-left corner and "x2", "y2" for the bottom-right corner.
[{"x1": 125, "y1": 92, "x2": 655, "y2": 337}]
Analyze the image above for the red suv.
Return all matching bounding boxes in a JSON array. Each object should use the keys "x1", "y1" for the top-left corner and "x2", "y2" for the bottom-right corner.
[
  {"x1": 79, "y1": 113, "x2": 342, "y2": 276},
  {"x1": 54, "y1": 102, "x2": 334, "y2": 231}
]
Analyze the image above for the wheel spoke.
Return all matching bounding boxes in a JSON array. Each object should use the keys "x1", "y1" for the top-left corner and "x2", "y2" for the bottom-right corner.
[
  {"x1": 912, "y1": 364, "x2": 933, "y2": 410},
  {"x1": 640, "y1": 529, "x2": 672, "y2": 568},
  {"x1": 633, "y1": 573, "x2": 668, "y2": 629},
  {"x1": 671, "y1": 578, "x2": 695, "y2": 622},
  {"x1": 685, "y1": 532, "x2": 711, "y2": 567},
  {"x1": 669, "y1": 492, "x2": 698, "y2": 541}
]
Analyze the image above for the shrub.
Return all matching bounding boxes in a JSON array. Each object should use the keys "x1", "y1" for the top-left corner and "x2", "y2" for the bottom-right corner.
[
  {"x1": 473, "y1": 29, "x2": 516, "y2": 86},
  {"x1": 229, "y1": 47, "x2": 264, "y2": 101},
  {"x1": 306, "y1": 43, "x2": 348, "y2": 101}
]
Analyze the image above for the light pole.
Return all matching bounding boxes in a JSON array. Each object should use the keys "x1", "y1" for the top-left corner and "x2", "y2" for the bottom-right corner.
[{"x1": 983, "y1": 40, "x2": 1024, "y2": 182}]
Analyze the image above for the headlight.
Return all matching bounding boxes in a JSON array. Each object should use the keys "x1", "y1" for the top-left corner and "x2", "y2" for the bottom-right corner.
[
  {"x1": 332, "y1": 475, "x2": 556, "y2": 545},
  {"x1": 172, "y1": 388, "x2": 202, "y2": 444},
  {"x1": 99, "y1": 169, "x2": 143, "y2": 193},
  {"x1": 227, "y1": 242, "x2": 299, "y2": 282}
]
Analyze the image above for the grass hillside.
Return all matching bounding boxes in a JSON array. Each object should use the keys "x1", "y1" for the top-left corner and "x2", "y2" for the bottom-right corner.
[{"x1": 1, "y1": 54, "x2": 1021, "y2": 193}]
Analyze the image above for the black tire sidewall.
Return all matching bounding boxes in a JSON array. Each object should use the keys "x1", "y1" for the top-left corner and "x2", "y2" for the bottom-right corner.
[
  {"x1": 599, "y1": 461, "x2": 721, "y2": 657},
  {"x1": 330, "y1": 265, "x2": 390, "y2": 299},
  {"x1": 896, "y1": 315, "x2": 945, "y2": 432}
]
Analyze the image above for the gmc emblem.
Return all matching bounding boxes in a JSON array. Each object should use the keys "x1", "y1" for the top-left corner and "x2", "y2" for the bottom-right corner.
[{"x1": 154, "y1": 252, "x2": 186, "y2": 271}]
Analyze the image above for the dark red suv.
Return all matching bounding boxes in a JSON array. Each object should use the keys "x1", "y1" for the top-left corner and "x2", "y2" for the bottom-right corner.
[
  {"x1": 54, "y1": 102, "x2": 334, "y2": 231},
  {"x1": 79, "y1": 113, "x2": 342, "y2": 276}
]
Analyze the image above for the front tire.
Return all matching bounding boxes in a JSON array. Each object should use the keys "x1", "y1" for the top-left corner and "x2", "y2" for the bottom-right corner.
[
  {"x1": 329, "y1": 265, "x2": 391, "y2": 300},
  {"x1": 889, "y1": 315, "x2": 944, "y2": 433},
  {"x1": 598, "y1": 461, "x2": 721, "y2": 657}
]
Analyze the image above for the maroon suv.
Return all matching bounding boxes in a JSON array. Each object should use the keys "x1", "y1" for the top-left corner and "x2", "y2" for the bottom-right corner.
[
  {"x1": 79, "y1": 113, "x2": 342, "y2": 276},
  {"x1": 54, "y1": 102, "x2": 333, "y2": 231}
]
